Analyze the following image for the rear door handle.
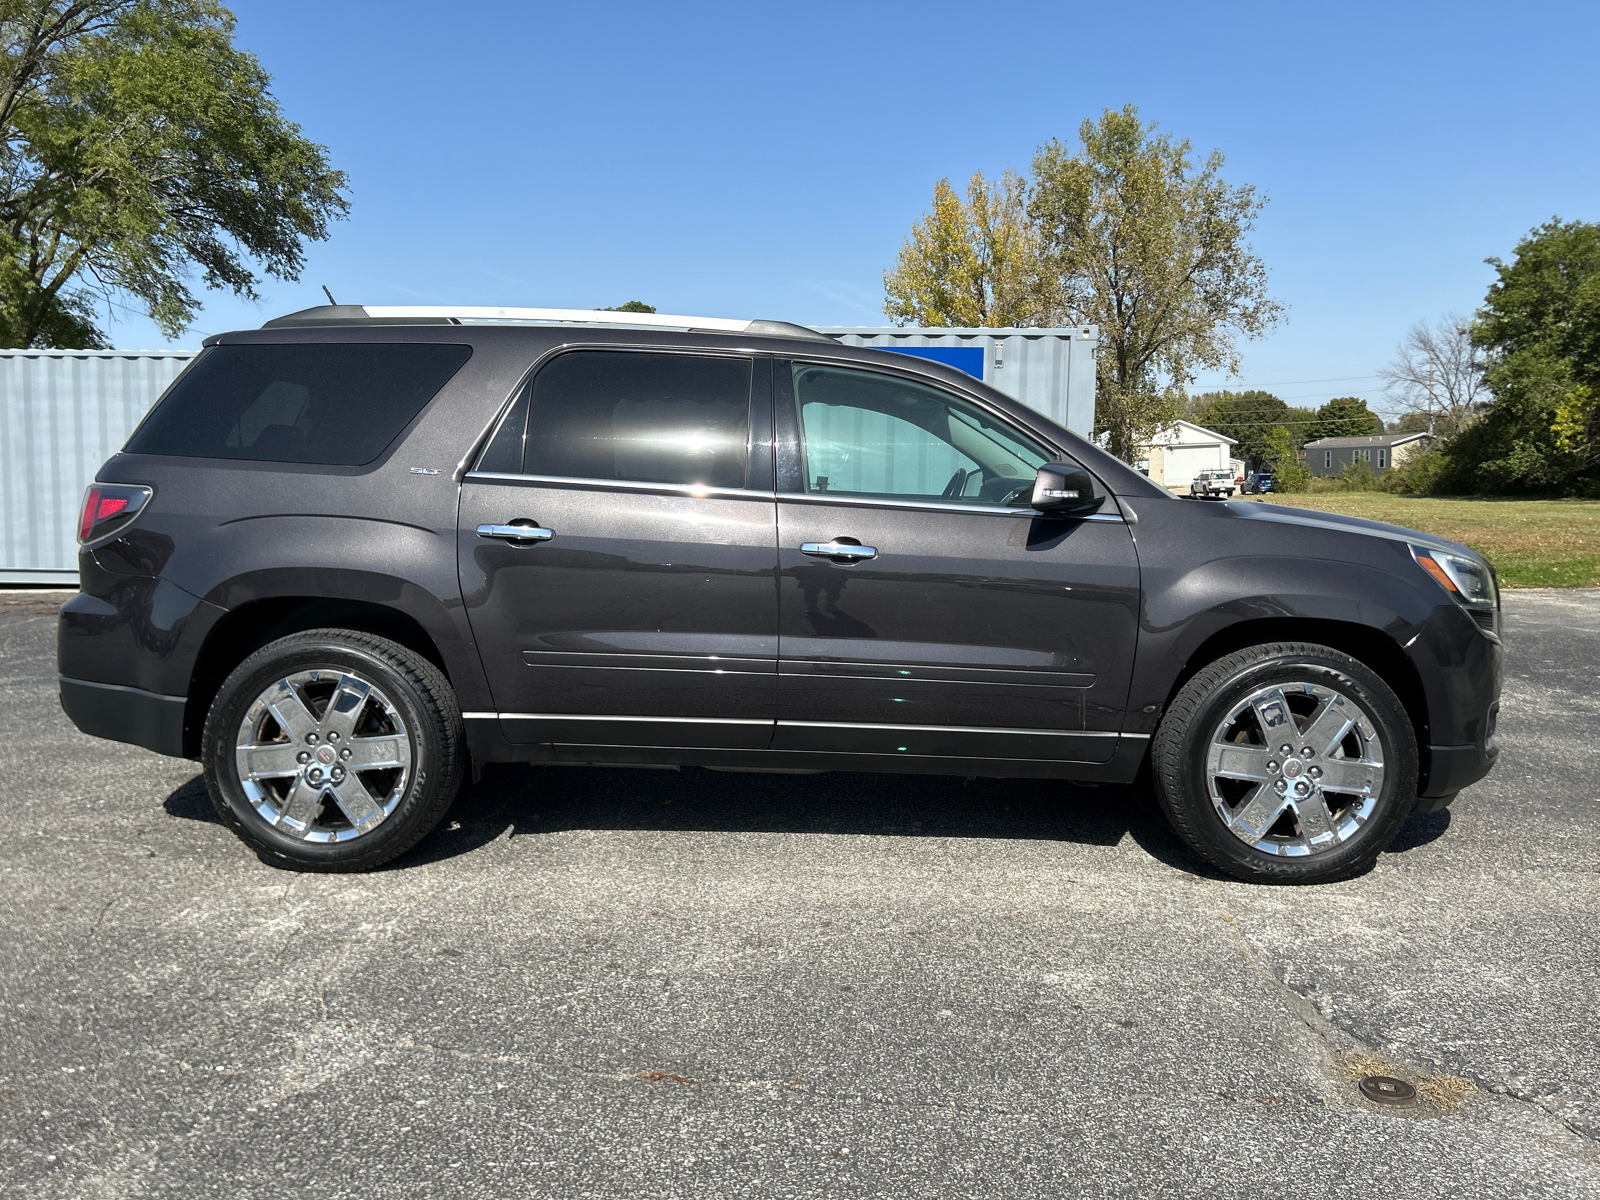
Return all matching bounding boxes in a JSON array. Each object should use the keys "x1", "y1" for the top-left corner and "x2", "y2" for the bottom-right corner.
[
  {"x1": 477, "y1": 523, "x2": 553, "y2": 543},
  {"x1": 800, "y1": 540, "x2": 877, "y2": 561}
]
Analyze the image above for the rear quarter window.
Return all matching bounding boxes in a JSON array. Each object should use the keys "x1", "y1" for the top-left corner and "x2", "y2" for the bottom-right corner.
[{"x1": 124, "y1": 343, "x2": 472, "y2": 465}]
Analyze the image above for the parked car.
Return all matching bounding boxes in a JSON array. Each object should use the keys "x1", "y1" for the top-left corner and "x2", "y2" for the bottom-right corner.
[
  {"x1": 60, "y1": 305, "x2": 1502, "y2": 884},
  {"x1": 1189, "y1": 468, "x2": 1236, "y2": 499},
  {"x1": 1244, "y1": 470, "x2": 1276, "y2": 494}
]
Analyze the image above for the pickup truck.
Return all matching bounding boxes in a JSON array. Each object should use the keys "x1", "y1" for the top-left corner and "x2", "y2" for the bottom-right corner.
[{"x1": 1189, "y1": 468, "x2": 1237, "y2": 499}]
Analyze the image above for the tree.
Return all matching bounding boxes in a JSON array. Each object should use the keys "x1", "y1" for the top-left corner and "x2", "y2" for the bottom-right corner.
[
  {"x1": 1391, "y1": 411, "x2": 1433, "y2": 434},
  {"x1": 883, "y1": 170, "x2": 1041, "y2": 328},
  {"x1": 1189, "y1": 389, "x2": 1290, "y2": 469},
  {"x1": 1284, "y1": 405, "x2": 1317, "y2": 443},
  {"x1": 0, "y1": 1, "x2": 348, "y2": 347},
  {"x1": 1408, "y1": 220, "x2": 1600, "y2": 495},
  {"x1": 1304, "y1": 396, "x2": 1383, "y2": 441},
  {"x1": 1027, "y1": 106, "x2": 1282, "y2": 461},
  {"x1": 1262, "y1": 423, "x2": 1309, "y2": 491},
  {"x1": 1379, "y1": 314, "x2": 1488, "y2": 435},
  {"x1": 1446, "y1": 218, "x2": 1600, "y2": 494},
  {"x1": 600, "y1": 300, "x2": 655, "y2": 313}
]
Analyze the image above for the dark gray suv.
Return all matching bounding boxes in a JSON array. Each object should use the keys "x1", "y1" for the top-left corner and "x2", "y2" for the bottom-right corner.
[{"x1": 58, "y1": 305, "x2": 1502, "y2": 883}]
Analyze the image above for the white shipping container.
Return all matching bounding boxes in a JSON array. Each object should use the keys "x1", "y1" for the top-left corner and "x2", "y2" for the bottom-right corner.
[
  {"x1": 2, "y1": 325, "x2": 1100, "y2": 586},
  {"x1": 814, "y1": 326, "x2": 1098, "y2": 438},
  {"x1": 0, "y1": 350, "x2": 196, "y2": 584}
]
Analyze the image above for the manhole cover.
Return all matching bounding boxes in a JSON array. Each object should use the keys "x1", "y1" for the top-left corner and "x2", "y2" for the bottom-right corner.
[{"x1": 1358, "y1": 1075, "x2": 1417, "y2": 1105}]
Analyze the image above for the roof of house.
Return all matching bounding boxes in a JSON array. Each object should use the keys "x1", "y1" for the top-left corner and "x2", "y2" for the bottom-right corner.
[
  {"x1": 1140, "y1": 419, "x2": 1238, "y2": 448},
  {"x1": 1302, "y1": 432, "x2": 1433, "y2": 449}
]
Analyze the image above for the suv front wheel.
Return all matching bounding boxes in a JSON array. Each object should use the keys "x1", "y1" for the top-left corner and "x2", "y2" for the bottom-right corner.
[
  {"x1": 1150, "y1": 642, "x2": 1418, "y2": 884},
  {"x1": 201, "y1": 630, "x2": 465, "y2": 872}
]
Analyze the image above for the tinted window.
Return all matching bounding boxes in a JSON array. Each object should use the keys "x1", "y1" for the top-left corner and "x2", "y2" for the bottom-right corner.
[
  {"x1": 125, "y1": 343, "x2": 472, "y2": 465},
  {"x1": 476, "y1": 387, "x2": 530, "y2": 474},
  {"x1": 505, "y1": 351, "x2": 751, "y2": 488},
  {"x1": 790, "y1": 364, "x2": 1050, "y2": 505}
]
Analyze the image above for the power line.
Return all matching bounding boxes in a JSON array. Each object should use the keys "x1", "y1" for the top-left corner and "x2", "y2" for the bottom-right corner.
[
  {"x1": 1196, "y1": 389, "x2": 1382, "y2": 402},
  {"x1": 1184, "y1": 419, "x2": 1395, "y2": 428},
  {"x1": 1186, "y1": 419, "x2": 1398, "y2": 427},
  {"x1": 1198, "y1": 373, "x2": 1384, "y2": 387},
  {"x1": 1254, "y1": 400, "x2": 1382, "y2": 409}
]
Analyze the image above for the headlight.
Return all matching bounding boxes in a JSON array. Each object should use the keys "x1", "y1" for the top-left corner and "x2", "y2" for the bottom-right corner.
[{"x1": 1411, "y1": 544, "x2": 1499, "y2": 637}]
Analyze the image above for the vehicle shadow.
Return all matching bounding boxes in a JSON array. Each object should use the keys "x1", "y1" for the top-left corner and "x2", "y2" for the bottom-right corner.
[
  {"x1": 159, "y1": 766, "x2": 1451, "y2": 878},
  {"x1": 391, "y1": 763, "x2": 1223, "y2": 877},
  {"x1": 1386, "y1": 807, "x2": 1452, "y2": 852},
  {"x1": 163, "y1": 776, "x2": 217, "y2": 822}
]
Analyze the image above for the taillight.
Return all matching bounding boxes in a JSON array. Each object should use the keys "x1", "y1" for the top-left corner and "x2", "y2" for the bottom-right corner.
[{"x1": 77, "y1": 483, "x2": 152, "y2": 544}]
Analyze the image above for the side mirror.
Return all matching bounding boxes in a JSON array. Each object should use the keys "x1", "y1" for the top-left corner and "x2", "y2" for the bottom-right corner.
[{"x1": 1031, "y1": 464, "x2": 1102, "y2": 514}]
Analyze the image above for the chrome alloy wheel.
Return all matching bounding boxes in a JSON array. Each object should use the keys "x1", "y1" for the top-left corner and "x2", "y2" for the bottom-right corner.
[
  {"x1": 1205, "y1": 681, "x2": 1386, "y2": 857},
  {"x1": 234, "y1": 669, "x2": 413, "y2": 843}
]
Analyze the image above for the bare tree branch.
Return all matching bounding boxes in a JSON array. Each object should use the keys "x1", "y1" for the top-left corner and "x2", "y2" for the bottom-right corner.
[{"x1": 1379, "y1": 314, "x2": 1488, "y2": 435}]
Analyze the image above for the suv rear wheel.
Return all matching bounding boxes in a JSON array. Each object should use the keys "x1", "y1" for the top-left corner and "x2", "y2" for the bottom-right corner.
[
  {"x1": 201, "y1": 629, "x2": 465, "y2": 872},
  {"x1": 1150, "y1": 641, "x2": 1418, "y2": 884}
]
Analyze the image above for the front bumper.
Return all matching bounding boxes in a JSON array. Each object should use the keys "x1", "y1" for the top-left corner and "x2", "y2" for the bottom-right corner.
[
  {"x1": 1409, "y1": 603, "x2": 1502, "y2": 801},
  {"x1": 1420, "y1": 737, "x2": 1499, "y2": 801},
  {"x1": 59, "y1": 675, "x2": 188, "y2": 757}
]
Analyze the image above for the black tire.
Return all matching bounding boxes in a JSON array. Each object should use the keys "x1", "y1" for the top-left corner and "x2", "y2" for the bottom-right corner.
[
  {"x1": 1150, "y1": 641, "x2": 1418, "y2": 884},
  {"x1": 201, "y1": 629, "x2": 465, "y2": 872}
]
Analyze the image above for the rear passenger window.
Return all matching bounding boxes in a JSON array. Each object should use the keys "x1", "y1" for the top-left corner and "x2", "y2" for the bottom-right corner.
[
  {"x1": 125, "y1": 343, "x2": 472, "y2": 465},
  {"x1": 487, "y1": 350, "x2": 751, "y2": 488}
]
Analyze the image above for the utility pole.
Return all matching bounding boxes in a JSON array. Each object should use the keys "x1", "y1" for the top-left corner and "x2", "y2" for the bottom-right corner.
[{"x1": 1426, "y1": 365, "x2": 1435, "y2": 436}]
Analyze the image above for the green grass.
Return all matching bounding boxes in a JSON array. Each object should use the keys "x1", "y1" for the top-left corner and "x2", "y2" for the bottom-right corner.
[{"x1": 1248, "y1": 493, "x2": 1600, "y2": 588}]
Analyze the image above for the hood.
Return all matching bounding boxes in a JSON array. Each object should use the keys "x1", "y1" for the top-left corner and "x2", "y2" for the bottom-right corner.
[{"x1": 1224, "y1": 499, "x2": 1485, "y2": 564}]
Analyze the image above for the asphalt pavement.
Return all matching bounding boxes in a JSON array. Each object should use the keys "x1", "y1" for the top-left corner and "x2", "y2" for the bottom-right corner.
[{"x1": 2, "y1": 588, "x2": 1597, "y2": 1198}]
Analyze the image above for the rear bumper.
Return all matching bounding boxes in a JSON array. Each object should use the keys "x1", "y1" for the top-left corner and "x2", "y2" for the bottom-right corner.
[{"x1": 59, "y1": 675, "x2": 188, "y2": 758}]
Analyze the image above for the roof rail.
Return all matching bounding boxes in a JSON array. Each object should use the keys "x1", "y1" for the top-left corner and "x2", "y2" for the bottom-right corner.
[{"x1": 260, "y1": 304, "x2": 829, "y2": 341}]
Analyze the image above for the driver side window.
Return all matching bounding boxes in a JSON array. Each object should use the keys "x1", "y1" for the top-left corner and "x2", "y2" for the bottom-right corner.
[{"x1": 787, "y1": 363, "x2": 1051, "y2": 506}]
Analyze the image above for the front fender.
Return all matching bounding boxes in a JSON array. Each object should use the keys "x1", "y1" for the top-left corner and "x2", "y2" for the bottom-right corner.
[{"x1": 1125, "y1": 545, "x2": 1451, "y2": 738}]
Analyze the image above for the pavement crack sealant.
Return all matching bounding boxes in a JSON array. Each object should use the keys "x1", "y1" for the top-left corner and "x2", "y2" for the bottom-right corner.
[{"x1": 1211, "y1": 886, "x2": 1600, "y2": 1157}]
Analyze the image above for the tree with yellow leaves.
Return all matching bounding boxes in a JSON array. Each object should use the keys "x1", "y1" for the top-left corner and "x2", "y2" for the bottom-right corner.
[
  {"x1": 883, "y1": 107, "x2": 1281, "y2": 463},
  {"x1": 883, "y1": 170, "x2": 1043, "y2": 328}
]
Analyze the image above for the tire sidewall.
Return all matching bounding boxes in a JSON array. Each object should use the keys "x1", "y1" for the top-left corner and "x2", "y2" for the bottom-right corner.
[
  {"x1": 203, "y1": 636, "x2": 451, "y2": 868},
  {"x1": 1164, "y1": 648, "x2": 1418, "y2": 882}
]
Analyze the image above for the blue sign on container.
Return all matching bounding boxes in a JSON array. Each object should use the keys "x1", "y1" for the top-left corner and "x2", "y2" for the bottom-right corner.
[{"x1": 878, "y1": 345, "x2": 984, "y2": 379}]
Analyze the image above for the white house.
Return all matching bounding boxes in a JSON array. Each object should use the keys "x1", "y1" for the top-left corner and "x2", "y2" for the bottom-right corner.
[{"x1": 1134, "y1": 420, "x2": 1240, "y2": 490}]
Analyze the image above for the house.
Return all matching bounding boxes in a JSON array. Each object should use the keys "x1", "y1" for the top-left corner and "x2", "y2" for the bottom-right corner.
[
  {"x1": 1134, "y1": 420, "x2": 1240, "y2": 490},
  {"x1": 1303, "y1": 432, "x2": 1433, "y2": 477}
]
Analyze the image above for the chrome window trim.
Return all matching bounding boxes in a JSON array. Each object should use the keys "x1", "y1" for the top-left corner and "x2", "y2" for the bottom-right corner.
[
  {"x1": 776, "y1": 491, "x2": 1123, "y2": 521},
  {"x1": 463, "y1": 475, "x2": 1125, "y2": 520},
  {"x1": 462, "y1": 343, "x2": 766, "y2": 484},
  {"x1": 465, "y1": 471, "x2": 772, "y2": 502}
]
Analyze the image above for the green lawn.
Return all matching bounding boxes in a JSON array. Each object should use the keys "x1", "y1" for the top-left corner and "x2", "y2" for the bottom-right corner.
[{"x1": 1248, "y1": 493, "x2": 1600, "y2": 588}]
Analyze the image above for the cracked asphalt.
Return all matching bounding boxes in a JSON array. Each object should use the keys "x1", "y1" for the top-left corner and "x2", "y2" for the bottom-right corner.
[{"x1": 2, "y1": 588, "x2": 1597, "y2": 1198}]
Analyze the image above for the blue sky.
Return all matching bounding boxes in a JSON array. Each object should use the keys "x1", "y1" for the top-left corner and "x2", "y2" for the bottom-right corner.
[{"x1": 105, "y1": 0, "x2": 1599, "y2": 417}]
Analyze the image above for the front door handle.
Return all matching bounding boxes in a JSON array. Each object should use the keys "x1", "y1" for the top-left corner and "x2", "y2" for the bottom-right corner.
[
  {"x1": 477, "y1": 522, "x2": 553, "y2": 543},
  {"x1": 800, "y1": 540, "x2": 877, "y2": 561}
]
